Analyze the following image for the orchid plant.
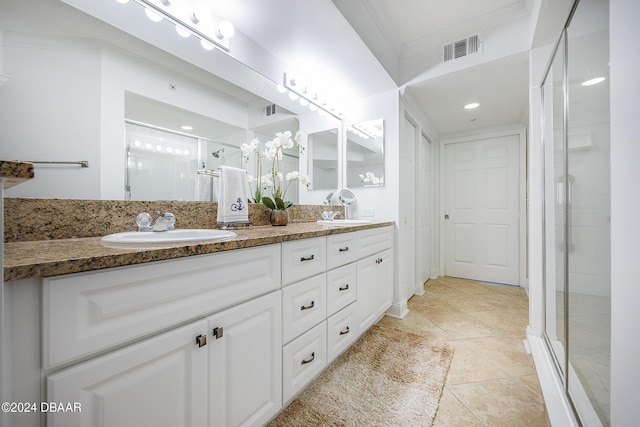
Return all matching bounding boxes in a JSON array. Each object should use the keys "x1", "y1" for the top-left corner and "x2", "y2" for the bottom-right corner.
[{"x1": 241, "y1": 130, "x2": 311, "y2": 210}]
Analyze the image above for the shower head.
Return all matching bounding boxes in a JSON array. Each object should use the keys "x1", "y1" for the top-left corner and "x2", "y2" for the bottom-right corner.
[{"x1": 212, "y1": 148, "x2": 225, "y2": 158}]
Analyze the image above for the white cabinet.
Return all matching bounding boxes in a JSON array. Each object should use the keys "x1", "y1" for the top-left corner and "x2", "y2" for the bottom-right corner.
[
  {"x1": 47, "y1": 320, "x2": 209, "y2": 427},
  {"x1": 282, "y1": 321, "x2": 327, "y2": 403},
  {"x1": 327, "y1": 303, "x2": 358, "y2": 363},
  {"x1": 48, "y1": 292, "x2": 282, "y2": 427},
  {"x1": 282, "y1": 274, "x2": 327, "y2": 344},
  {"x1": 282, "y1": 237, "x2": 326, "y2": 285},
  {"x1": 43, "y1": 245, "x2": 281, "y2": 369},
  {"x1": 209, "y1": 292, "x2": 282, "y2": 427},
  {"x1": 356, "y1": 248, "x2": 394, "y2": 332}
]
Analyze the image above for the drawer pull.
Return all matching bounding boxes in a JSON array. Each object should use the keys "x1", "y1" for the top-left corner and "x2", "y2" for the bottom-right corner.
[
  {"x1": 301, "y1": 352, "x2": 316, "y2": 365},
  {"x1": 340, "y1": 326, "x2": 350, "y2": 335},
  {"x1": 300, "y1": 254, "x2": 315, "y2": 262},
  {"x1": 213, "y1": 327, "x2": 224, "y2": 339},
  {"x1": 339, "y1": 284, "x2": 350, "y2": 291},
  {"x1": 196, "y1": 334, "x2": 207, "y2": 348},
  {"x1": 339, "y1": 246, "x2": 350, "y2": 252},
  {"x1": 300, "y1": 301, "x2": 315, "y2": 311}
]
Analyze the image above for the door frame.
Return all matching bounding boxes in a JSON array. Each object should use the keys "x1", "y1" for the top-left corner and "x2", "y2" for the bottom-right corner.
[{"x1": 439, "y1": 128, "x2": 527, "y2": 286}]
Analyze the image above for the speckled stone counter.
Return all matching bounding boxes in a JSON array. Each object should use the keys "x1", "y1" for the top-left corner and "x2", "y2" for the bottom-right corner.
[
  {"x1": 0, "y1": 161, "x2": 34, "y2": 189},
  {"x1": 4, "y1": 221, "x2": 394, "y2": 282}
]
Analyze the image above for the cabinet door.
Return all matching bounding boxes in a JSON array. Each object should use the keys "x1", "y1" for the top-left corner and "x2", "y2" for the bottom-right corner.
[
  {"x1": 47, "y1": 320, "x2": 209, "y2": 427},
  {"x1": 356, "y1": 254, "x2": 379, "y2": 332},
  {"x1": 357, "y1": 249, "x2": 394, "y2": 332},
  {"x1": 375, "y1": 249, "x2": 394, "y2": 318},
  {"x1": 209, "y1": 292, "x2": 282, "y2": 427}
]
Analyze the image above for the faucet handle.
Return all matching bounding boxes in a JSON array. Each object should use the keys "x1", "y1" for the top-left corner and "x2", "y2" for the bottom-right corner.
[
  {"x1": 136, "y1": 212, "x2": 152, "y2": 232},
  {"x1": 164, "y1": 212, "x2": 176, "y2": 230}
]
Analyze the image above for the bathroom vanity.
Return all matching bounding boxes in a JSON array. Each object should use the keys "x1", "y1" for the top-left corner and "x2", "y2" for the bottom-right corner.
[{"x1": 3, "y1": 220, "x2": 394, "y2": 427}]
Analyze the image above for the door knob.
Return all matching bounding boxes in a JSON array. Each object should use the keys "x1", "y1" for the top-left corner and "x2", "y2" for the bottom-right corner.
[{"x1": 444, "y1": 214, "x2": 450, "y2": 220}]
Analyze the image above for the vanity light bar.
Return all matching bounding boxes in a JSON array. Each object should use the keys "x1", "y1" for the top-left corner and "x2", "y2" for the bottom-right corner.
[
  {"x1": 130, "y1": 0, "x2": 233, "y2": 51},
  {"x1": 283, "y1": 73, "x2": 343, "y2": 120}
]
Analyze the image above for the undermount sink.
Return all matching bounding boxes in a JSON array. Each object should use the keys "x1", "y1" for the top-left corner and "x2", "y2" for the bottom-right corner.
[
  {"x1": 317, "y1": 219, "x2": 372, "y2": 226},
  {"x1": 101, "y1": 229, "x2": 236, "y2": 244}
]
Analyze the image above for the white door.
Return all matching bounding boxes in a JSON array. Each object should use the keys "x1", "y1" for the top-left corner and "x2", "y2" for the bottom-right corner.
[
  {"x1": 416, "y1": 132, "x2": 432, "y2": 293},
  {"x1": 47, "y1": 320, "x2": 209, "y2": 427},
  {"x1": 444, "y1": 135, "x2": 520, "y2": 285},
  {"x1": 209, "y1": 292, "x2": 282, "y2": 427},
  {"x1": 399, "y1": 116, "x2": 416, "y2": 301}
]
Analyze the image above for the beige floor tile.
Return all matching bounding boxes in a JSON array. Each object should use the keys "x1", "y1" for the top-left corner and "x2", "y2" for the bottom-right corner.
[
  {"x1": 467, "y1": 309, "x2": 529, "y2": 336},
  {"x1": 463, "y1": 335, "x2": 537, "y2": 377},
  {"x1": 426, "y1": 311, "x2": 502, "y2": 339},
  {"x1": 377, "y1": 310, "x2": 453, "y2": 341},
  {"x1": 433, "y1": 388, "x2": 485, "y2": 427},
  {"x1": 515, "y1": 374, "x2": 543, "y2": 396},
  {"x1": 478, "y1": 292, "x2": 529, "y2": 311},
  {"x1": 443, "y1": 340, "x2": 510, "y2": 385},
  {"x1": 444, "y1": 294, "x2": 502, "y2": 313},
  {"x1": 448, "y1": 378, "x2": 548, "y2": 427}
]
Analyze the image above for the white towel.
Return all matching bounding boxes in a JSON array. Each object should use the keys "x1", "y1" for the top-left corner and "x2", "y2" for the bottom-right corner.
[
  {"x1": 196, "y1": 173, "x2": 212, "y2": 202},
  {"x1": 217, "y1": 166, "x2": 249, "y2": 225}
]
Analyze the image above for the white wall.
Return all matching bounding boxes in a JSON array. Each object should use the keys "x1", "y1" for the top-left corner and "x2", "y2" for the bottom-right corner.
[
  {"x1": 610, "y1": 0, "x2": 640, "y2": 424},
  {"x1": 0, "y1": 33, "x2": 102, "y2": 199},
  {"x1": 0, "y1": 32, "x2": 252, "y2": 200}
]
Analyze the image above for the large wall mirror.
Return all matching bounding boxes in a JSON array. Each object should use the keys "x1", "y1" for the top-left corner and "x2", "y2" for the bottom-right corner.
[
  {"x1": 308, "y1": 128, "x2": 339, "y2": 191},
  {"x1": 0, "y1": 0, "x2": 341, "y2": 205},
  {"x1": 346, "y1": 119, "x2": 384, "y2": 188}
]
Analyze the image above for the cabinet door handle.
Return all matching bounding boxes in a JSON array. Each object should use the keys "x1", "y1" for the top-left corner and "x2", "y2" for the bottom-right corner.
[
  {"x1": 300, "y1": 301, "x2": 315, "y2": 311},
  {"x1": 300, "y1": 254, "x2": 315, "y2": 262},
  {"x1": 339, "y1": 246, "x2": 350, "y2": 252},
  {"x1": 339, "y1": 326, "x2": 350, "y2": 335},
  {"x1": 301, "y1": 352, "x2": 315, "y2": 365},
  {"x1": 196, "y1": 334, "x2": 207, "y2": 348},
  {"x1": 212, "y1": 327, "x2": 224, "y2": 339},
  {"x1": 339, "y1": 284, "x2": 350, "y2": 291}
]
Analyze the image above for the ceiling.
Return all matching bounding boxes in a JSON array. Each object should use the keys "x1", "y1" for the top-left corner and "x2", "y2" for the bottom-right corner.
[{"x1": 224, "y1": 0, "x2": 538, "y2": 136}]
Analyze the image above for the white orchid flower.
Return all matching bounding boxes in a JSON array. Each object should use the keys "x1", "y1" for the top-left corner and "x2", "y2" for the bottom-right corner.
[
  {"x1": 246, "y1": 174, "x2": 255, "y2": 183},
  {"x1": 301, "y1": 175, "x2": 311, "y2": 187},
  {"x1": 286, "y1": 171, "x2": 300, "y2": 181}
]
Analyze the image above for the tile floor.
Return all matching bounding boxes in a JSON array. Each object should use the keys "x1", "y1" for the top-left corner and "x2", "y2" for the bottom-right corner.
[{"x1": 378, "y1": 276, "x2": 549, "y2": 427}]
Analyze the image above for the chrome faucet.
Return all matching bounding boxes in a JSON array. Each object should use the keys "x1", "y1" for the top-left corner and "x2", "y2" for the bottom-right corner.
[
  {"x1": 152, "y1": 211, "x2": 175, "y2": 231},
  {"x1": 322, "y1": 211, "x2": 341, "y2": 221}
]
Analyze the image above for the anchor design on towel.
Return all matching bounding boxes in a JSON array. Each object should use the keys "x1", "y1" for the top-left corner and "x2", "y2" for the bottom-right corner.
[{"x1": 231, "y1": 198, "x2": 245, "y2": 212}]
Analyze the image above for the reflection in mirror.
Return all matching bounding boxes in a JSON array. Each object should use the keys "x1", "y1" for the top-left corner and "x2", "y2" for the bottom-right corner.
[
  {"x1": 346, "y1": 119, "x2": 384, "y2": 188},
  {"x1": 308, "y1": 128, "x2": 339, "y2": 190},
  {"x1": 125, "y1": 93, "x2": 245, "y2": 201}
]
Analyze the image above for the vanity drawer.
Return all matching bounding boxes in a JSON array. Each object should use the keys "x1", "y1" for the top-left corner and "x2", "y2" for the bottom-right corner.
[
  {"x1": 43, "y1": 244, "x2": 281, "y2": 369},
  {"x1": 327, "y1": 303, "x2": 358, "y2": 363},
  {"x1": 326, "y1": 263, "x2": 357, "y2": 317},
  {"x1": 282, "y1": 274, "x2": 327, "y2": 344},
  {"x1": 282, "y1": 237, "x2": 327, "y2": 285},
  {"x1": 359, "y1": 226, "x2": 394, "y2": 258},
  {"x1": 326, "y1": 232, "x2": 359, "y2": 269},
  {"x1": 282, "y1": 321, "x2": 327, "y2": 403}
]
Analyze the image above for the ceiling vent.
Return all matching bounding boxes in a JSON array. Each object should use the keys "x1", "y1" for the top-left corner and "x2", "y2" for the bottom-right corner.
[
  {"x1": 265, "y1": 104, "x2": 277, "y2": 116},
  {"x1": 442, "y1": 34, "x2": 481, "y2": 62}
]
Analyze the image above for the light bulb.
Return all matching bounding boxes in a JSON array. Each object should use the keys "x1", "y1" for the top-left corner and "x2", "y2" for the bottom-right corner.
[
  {"x1": 200, "y1": 39, "x2": 215, "y2": 50},
  {"x1": 191, "y1": 3, "x2": 212, "y2": 24},
  {"x1": 464, "y1": 102, "x2": 480, "y2": 109},
  {"x1": 115, "y1": 0, "x2": 129, "y2": 4},
  {"x1": 145, "y1": 7, "x2": 163, "y2": 22},
  {"x1": 217, "y1": 20, "x2": 235, "y2": 39},
  {"x1": 276, "y1": 84, "x2": 287, "y2": 93},
  {"x1": 300, "y1": 98, "x2": 309, "y2": 106},
  {"x1": 175, "y1": 25, "x2": 191, "y2": 38},
  {"x1": 288, "y1": 91, "x2": 299, "y2": 101}
]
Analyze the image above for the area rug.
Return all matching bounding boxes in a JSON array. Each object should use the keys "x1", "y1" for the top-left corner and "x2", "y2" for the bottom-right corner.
[{"x1": 268, "y1": 323, "x2": 453, "y2": 426}]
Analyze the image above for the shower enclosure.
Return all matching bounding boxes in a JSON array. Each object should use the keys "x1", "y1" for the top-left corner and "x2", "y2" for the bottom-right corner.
[{"x1": 540, "y1": 0, "x2": 610, "y2": 425}]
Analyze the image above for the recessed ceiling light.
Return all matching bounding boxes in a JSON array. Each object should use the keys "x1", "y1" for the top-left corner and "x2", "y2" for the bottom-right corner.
[
  {"x1": 181, "y1": 125, "x2": 193, "y2": 130},
  {"x1": 582, "y1": 77, "x2": 606, "y2": 86},
  {"x1": 464, "y1": 102, "x2": 480, "y2": 109}
]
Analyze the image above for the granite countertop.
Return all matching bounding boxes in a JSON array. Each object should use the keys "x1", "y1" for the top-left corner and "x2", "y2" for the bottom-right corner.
[
  {"x1": 4, "y1": 221, "x2": 394, "y2": 282},
  {"x1": 0, "y1": 161, "x2": 34, "y2": 189}
]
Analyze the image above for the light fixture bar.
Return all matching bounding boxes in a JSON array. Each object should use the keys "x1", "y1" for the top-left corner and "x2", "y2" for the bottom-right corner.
[
  {"x1": 350, "y1": 124, "x2": 376, "y2": 140},
  {"x1": 283, "y1": 73, "x2": 342, "y2": 120},
  {"x1": 132, "y1": 0, "x2": 231, "y2": 51}
]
